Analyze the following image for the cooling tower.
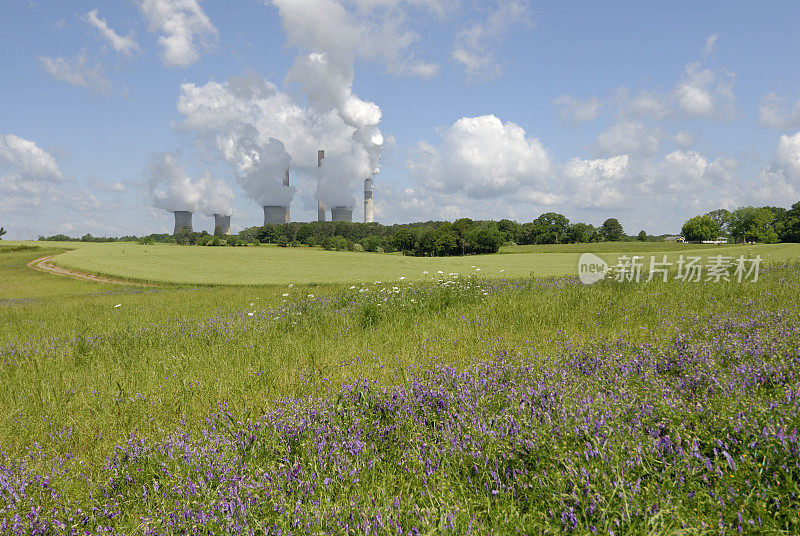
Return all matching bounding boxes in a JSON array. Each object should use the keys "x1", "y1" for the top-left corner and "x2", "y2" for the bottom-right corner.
[
  {"x1": 317, "y1": 149, "x2": 326, "y2": 222},
  {"x1": 263, "y1": 206, "x2": 289, "y2": 225},
  {"x1": 364, "y1": 177, "x2": 374, "y2": 223},
  {"x1": 331, "y1": 206, "x2": 353, "y2": 222},
  {"x1": 213, "y1": 214, "x2": 231, "y2": 235},
  {"x1": 173, "y1": 210, "x2": 193, "y2": 234}
]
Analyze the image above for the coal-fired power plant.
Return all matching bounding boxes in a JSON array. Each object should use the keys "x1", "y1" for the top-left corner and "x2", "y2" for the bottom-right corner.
[
  {"x1": 173, "y1": 211, "x2": 193, "y2": 234},
  {"x1": 262, "y1": 166, "x2": 291, "y2": 225},
  {"x1": 364, "y1": 177, "x2": 374, "y2": 223},
  {"x1": 213, "y1": 214, "x2": 231, "y2": 235}
]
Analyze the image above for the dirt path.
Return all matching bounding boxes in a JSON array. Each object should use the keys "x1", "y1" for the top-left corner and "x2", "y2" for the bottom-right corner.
[{"x1": 27, "y1": 255, "x2": 152, "y2": 286}]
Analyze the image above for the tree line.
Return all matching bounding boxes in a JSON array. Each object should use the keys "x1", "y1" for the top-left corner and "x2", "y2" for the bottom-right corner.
[
  {"x1": 34, "y1": 215, "x2": 659, "y2": 256},
  {"x1": 681, "y1": 203, "x2": 800, "y2": 243}
]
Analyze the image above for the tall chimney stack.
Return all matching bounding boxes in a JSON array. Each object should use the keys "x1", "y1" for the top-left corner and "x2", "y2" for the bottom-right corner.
[
  {"x1": 173, "y1": 210, "x2": 193, "y2": 234},
  {"x1": 364, "y1": 176, "x2": 374, "y2": 223},
  {"x1": 213, "y1": 214, "x2": 231, "y2": 235},
  {"x1": 317, "y1": 149, "x2": 326, "y2": 222},
  {"x1": 284, "y1": 165, "x2": 290, "y2": 223}
]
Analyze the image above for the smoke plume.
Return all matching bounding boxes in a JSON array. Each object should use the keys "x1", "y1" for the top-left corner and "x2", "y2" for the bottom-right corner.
[{"x1": 146, "y1": 151, "x2": 233, "y2": 216}]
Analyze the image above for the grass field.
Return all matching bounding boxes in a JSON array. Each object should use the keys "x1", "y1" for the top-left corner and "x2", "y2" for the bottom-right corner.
[
  {"x1": 8, "y1": 239, "x2": 800, "y2": 285},
  {"x1": 1, "y1": 242, "x2": 799, "y2": 534}
]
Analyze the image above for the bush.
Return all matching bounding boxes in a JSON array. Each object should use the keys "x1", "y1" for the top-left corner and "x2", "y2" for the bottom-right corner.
[{"x1": 353, "y1": 243, "x2": 364, "y2": 252}]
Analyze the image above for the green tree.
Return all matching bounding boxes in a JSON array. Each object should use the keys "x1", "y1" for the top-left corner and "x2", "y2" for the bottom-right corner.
[
  {"x1": 729, "y1": 207, "x2": 778, "y2": 243},
  {"x1": 599, "y1": 218, "x2": 625, "y2": 241},
  {"x1": 567, "y1": 223, "x2": 598, "y2": 243},
  {"x1": 527, "y1": 212, "x2": 570, "y2": 244},
  {"x1": 778, "y1": 201, "x2": 800, "y2": 242},
  {"x1": 465, "y1": 228, "x2": 504, "y2": 254},
  {"x1": 390, "y1": 228, "x2": 417, "y2": 252},
  {"x1": 0, "y1": 227, "x2": 6, "y2": 240},
  {"x1": 637, "y1": 230, "x2": 647, "y2": 241},
  {"x1": 681, "y1": 215, "x2": 720, "y2": 242},
  {"x1": 497, "y1": 219, "x2": 521, "y2": 243},
  {"x1": 705, "y1": 209, "x2": 732, "y2": 234}
]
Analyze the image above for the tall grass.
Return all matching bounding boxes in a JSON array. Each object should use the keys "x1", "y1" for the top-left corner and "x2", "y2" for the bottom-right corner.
[{"x1": 1, "y1": 248, "x2": 799, "y2": 533}]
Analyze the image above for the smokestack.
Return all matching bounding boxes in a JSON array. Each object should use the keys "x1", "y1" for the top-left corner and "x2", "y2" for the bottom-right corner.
[
  {"x1": 331, "y1": 206, "x2": 353, "y2": 222},
  {"x1": 284, "y1": 165, "x2": 291, "y2": 223},
  {"x1": 173, "y1": 210, "x2": 193, "y2": 234},
  {"x1": 364, "y1": 176, "x2": 374, "y2": 223},
  {"x1": 317, "y1": 149, "x2": 326, "y2": 222},
  {"x1": 213, "y1": 214, "x2": 231, "y2": 235}
]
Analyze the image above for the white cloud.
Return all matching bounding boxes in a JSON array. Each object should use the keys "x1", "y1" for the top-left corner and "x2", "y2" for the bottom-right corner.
[
  {"x1": 138, "y1": 0, "x2": 217, "y2": 68},
  {"x1": 672, "y1": 130, "x2": 695, "y2": 148},
  {"x1": 85, "y1": 9, "x2": 141, "y2": 57},
  {"x1": 38, "y1": 52, "x2": 112, "y2": 95},
  {"x1": 88, "y1": 178, "x2": 127, "y2": 192},
  {"x1": 758, "y1": 93, "x2": 800, "y2": 130},
  {"x1": 452, "y1": 0, "x2": 531, "y2": 80},
  {"x1": 0, "y1": 134, "x2": 62, "y2": 182},
  {"x1": 552, "y1": 95, "x2": 602, "y2": 124},
  {"x1": 754, "y1": 132, "x2": 800, "y2": 203},
  {"x1": 703, "y1": 33, "x2": 718, "y2": 56},
  {"x1": 408, "y1": 114, "x2": 551, "y2": 199},
  {"x1": 675, "y1": 62, "x2": 735, "y2": 119},
  {"x1": 562, "y1": 155, "x2": 629, "y2": 210},
  {"x1": 270, "y1": 0, "x2": 439, "y2": 79},
  {"x1": 613, "y1": 87, "x2": 669, "y2": 119},
  {"x1": 594, "y1": 121, "x2": 661, "y2": 157}
]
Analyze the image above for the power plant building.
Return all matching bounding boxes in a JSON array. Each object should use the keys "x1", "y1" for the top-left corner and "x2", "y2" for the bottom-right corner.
[
  {"x1": 173, "y1": 210, "x2": 193, "y2": 234},
  {"x1": 331, "y1": 206, "x2": 353, "y2": 222},
  {"x1": 262, "y1": 166, "x2": 291, "y2": 225},
  {"x1": 213, "y1": 214, "x2": 231, "y2": 235}
]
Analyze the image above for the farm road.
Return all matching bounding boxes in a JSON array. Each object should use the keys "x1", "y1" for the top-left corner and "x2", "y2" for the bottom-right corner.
[{"x1": 27, "y1": 255, "x2": 151, "y2": 286}]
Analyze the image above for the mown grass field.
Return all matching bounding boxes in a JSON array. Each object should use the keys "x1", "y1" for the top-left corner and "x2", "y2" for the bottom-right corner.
[
  {"x1": 1, "y1": 242, "x2": 799, "y2": 534},
  {"x1": 8, "y1": 240, "x2": 800, "y2": 285}
]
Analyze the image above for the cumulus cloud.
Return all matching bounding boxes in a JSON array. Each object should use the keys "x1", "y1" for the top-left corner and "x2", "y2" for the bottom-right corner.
[
  {"x1": 613, "y1": 87, "x2": 669, "y2": 120},
  {"x1": 562, "y1": 155, "x2": 629, "y2": 210},
  {"x1": 594, "y1": 121, "x2": 661, "y2": 157},
  {"x1": 675, "y1": 62, "x2": 735, "y2": 118},
  {"x1": 758, "y1": 93, "x2": 800, "y2": 130},
  {"x1": 552, "y1": 95, "x2": 602, "y2": 124},
  {"x1": 0, "y1": 134, "x2": 62, "y2": 182},
  {"x1": 753, "y1": 132, "x2": 800, "y2": 202},
  {"x1": 270, "y1": 0, "x2": 439, "y2": 79},
  {"x1": 452, "y1": 0, "x2": 531, "y2": 80},
  {"x1": 38, "y1": 52, "x2": 112, "y2": 95},
  {"x1": 408, "y1": 114, "x2": 551, "y2": 199},
  {"x1": 138, "y1": 0, "x2": 217, "y2": 68},
  {"x1": 85, "y1": 9, "x2": 141, "y2": 57}
]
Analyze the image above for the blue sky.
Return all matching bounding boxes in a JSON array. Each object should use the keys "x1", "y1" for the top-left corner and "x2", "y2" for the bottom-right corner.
[{"x1": 2, "y1": 0, "x2": 800, "y2": 239}]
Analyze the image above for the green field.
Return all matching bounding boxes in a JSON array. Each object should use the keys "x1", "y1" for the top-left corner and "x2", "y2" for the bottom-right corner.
[
  {"x1": 1, "y1": 242, "x2": 799, "y2": 533},
  {"x1": 9, "y1": 239, "x2": 800, "y2": 285}
]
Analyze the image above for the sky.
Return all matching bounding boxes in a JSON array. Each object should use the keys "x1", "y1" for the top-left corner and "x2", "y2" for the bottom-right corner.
[{"x1": 2, "y1": 0, "x2": 800, "y2": 239}]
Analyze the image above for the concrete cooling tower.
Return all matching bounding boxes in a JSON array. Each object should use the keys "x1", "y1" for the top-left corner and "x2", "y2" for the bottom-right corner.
[
  {"x1": 261, "y1": 166, "x2": 291, "y2": 225},
  {"x1": 173, "y1": 210, "x2": 193, "y2": 234},
  {"x1": 213, "y1": 214, "x2": 231, "y2": 235},
  {"x1": 263, "y1": 206, "x2": 289, "y2": 225},
  {"x1": 331, "y1": 206, "x2": 353, "y2": 222}
]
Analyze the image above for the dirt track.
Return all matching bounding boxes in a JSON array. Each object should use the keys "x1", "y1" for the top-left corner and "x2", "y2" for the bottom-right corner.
[{"x1": 27, "y1": 255, "x2": 151, "y2": 286}]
